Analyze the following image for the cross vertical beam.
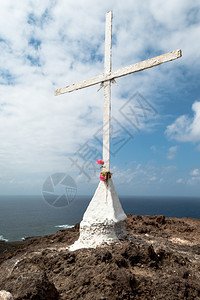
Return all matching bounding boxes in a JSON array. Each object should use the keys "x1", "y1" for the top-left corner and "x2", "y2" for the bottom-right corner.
[
  {"x1": 54, "y1": 11, "x2": 182, "y2": 176},
  {"x1": 103, "y1": 11, "x2": 112, "y2": 172},
  {"x1": 55, "y1": 10, "x2": 182, "y2": 251}
]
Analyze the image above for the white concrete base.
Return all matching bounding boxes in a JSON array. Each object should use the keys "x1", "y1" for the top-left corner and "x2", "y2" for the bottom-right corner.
[{"x1": 69, "y1": 179, "x2": 127, "y2": 251}]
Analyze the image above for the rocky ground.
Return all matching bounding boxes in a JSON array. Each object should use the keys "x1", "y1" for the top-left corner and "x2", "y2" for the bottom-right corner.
[{"x1": 0, "y1": 215, "x2": 200, "y2": 299}]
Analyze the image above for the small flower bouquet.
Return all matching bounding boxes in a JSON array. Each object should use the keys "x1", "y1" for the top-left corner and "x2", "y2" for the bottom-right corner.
[{"x1": 96, "y1": 159, "x2": 112, "y2": 181}]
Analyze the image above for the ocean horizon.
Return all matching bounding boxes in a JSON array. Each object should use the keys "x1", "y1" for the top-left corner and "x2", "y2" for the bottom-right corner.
[{"x1": 0, "y1": 195, "x2": 199, "y2": 242}]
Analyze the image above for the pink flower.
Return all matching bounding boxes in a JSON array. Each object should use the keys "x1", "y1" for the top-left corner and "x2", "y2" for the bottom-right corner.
[
  {"x1": 96, "y1": 159, "x2": 104, "y2": 165},
  {"x1": 100, "y1": 173, "x2": 107, "y2": 181}
]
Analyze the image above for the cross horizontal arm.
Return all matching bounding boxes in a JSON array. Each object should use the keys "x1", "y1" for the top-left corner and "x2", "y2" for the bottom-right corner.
[
  {"x1": 55, "y1": 49, "x2": 182, "y2": 96},
  {"x1": 55, "y1": 73, "x2": 105, "y2": 95},
  {"x1": 110, "y1": 49, "x2": 182, "y2": 80}
]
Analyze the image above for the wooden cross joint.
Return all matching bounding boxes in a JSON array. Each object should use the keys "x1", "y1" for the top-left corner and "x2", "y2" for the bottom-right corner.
[{"x1": 54, "y1": 11, "x2": 182, "y2": 173}]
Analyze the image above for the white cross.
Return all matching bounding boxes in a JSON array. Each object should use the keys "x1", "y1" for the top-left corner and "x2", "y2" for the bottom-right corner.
[{"x1": 55, "y1": 11, "x2": 182, "y2": 173}]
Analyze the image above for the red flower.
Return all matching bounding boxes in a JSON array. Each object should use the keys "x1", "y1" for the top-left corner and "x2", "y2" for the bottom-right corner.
[
  {"x1": 96, "y1": 159, "x2": 104, "y2": 165},
  {"x1": 100, "y1": 173, "x2": 107, "y2": 181}
]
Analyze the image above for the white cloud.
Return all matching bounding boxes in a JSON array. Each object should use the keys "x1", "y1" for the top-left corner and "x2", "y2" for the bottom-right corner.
[
  {"x1": 190, "y1": 168, "x2": 200, "y2": 176},
  {"x1": 176, "y1": 178, "x2": 184, "y2": 184},
  {"x1": 187, "y1": 176, "x2": 200, "y2": 186},
  {"x1": 136, "y1": 164, "x2": 141, "y2": 170},
  {"x1": 112, "y1": 163, "x2": 176, "y2": 186},
  {"x1": 167, "y1": 146, "x2": 178, "y2": 160},
  {"x1": 149, "y1": 176, "x2": 157, "y2": 181},
  {"x1": 149, "y1": 0, "x2": 200, "y2": 69},
  {"x1": 0, "y1": 0, "x2": 200, "y2": 194},
  {"x1": 175, "y1": 168, "x2": 200, "y2": 187},
  {"x1": 185, "y1": 168, "x2": 200, "y2": 186},
  {"x1": 165, "y1": 102, "x2": 200, "y2": 142}
]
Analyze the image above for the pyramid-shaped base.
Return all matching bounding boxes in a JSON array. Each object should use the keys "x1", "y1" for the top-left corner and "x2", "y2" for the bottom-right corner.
[{"x1": 69, "y1": 179, "x2": 127, "y2": 251}]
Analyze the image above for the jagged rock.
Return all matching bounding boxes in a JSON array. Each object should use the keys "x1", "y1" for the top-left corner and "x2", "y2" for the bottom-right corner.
[
  {"x1": 0, "y1": 291, "x2": 13, "y2": 300},
  {"x1": 0, "y1": 215, "x2": 199, "y2": 299},
  {"x1": 0, "y1": 262, "x2": 59, "y2": 300}
]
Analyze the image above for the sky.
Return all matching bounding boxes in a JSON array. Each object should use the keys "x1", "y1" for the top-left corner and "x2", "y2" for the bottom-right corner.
[{"x1": 0, "y1": 0, "x2": 200, "y2": 197}]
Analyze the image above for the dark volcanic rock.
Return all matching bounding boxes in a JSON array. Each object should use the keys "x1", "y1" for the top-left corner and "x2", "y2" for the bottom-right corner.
[
  {"x1": 0, "y1": 215, "x2": 199, "y2": 299},
  {"x1": 1, "y1": 265, "x2": 58, "y2": 300}
]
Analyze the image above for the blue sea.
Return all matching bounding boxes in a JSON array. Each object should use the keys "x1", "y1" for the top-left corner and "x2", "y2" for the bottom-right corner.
[{"x1": 0, "y1": 195, "x2": 199, "y2": 242}]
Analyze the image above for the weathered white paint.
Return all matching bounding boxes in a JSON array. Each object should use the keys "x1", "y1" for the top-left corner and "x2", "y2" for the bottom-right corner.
[
  {"x1": 103, "y1": 81, "x2": 111, "y2": 171},
  {"x1": 54, "y1": 49, "x2": 182, "y2": 95},
  {"x1": 0, "y1": 291, "x2": 13, "y2": 300},
  {"x1": 69, "y1": 179, "x2": 127, "y2": 250},
  {"x1": 55, "y1": 11, "x2": 182, "y2": 250},
  {"x1": 104, "y1": 11, "x2": 112, "y2": 75},
  {"x1": 103, "y1": 11, "x2": 112, "y2": 171}
]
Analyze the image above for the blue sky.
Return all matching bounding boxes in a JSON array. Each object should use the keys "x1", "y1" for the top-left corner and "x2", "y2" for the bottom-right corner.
[{"x1": 0, "y1": 0, "x2": 200, "y2": 197}]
